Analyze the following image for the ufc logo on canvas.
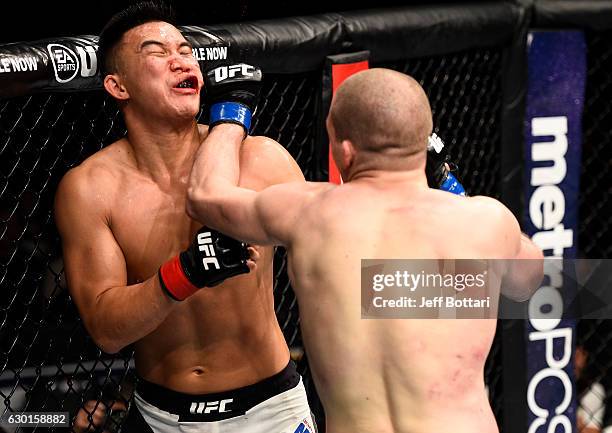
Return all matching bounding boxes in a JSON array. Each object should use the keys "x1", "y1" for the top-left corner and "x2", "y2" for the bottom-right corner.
[
  {"x1": 214, "y1": 64, "x2": 255, "y2": 82},
  {"x1": 190, "y1": 399, "x2": 233, "y2": 414},
  {"x1": 197, "y1": 232, "x2": 220, "y2": 270}
]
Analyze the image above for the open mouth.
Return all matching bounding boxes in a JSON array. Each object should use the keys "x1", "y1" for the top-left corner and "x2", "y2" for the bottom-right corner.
[{"x1": 175, "y1": 76, "x2": 198, "y2": 90}]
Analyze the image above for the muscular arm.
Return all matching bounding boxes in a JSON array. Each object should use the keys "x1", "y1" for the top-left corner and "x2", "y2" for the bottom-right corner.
[
  {"x1": 55, "y1": 169, "x2": 176, "y2": 354},
  {"x1": 187, "y1": 124, "x2": 318, "y2": 246},
  {"x1": 488, "y1": 198, "x2": 544, "y2": 301},
  {"x1": 468, "y1": 196, "x2": 543, "y2": 301}
]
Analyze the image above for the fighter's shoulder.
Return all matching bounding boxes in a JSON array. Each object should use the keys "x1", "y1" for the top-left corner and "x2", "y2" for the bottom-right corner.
[
  {"x1": 242, "y1": 135, "x2": 304, "y2": 185},
  {"x1": 242, "y1": 135, "x2": 297, "y2": 165},
  {"x1": 464, "y1": 195, "x2": 520, "y2": 241},
  {"x1": 55, "y1": 142, "x2": 126, "y2": 218},
  {"x1": 465, "y1": 195, "x2": 516, "y2": 221},
  {"x1": 291, "y1": 182, "x2": 342, "y2": 217}
]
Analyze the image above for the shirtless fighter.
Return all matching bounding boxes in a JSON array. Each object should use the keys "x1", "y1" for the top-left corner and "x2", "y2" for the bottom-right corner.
[
  {"x1": 54, "y1": 2, "x2": 314, "y2": 432},
  {"x1": 186, "y1": 68, "x2": 544, "y2": 433}
]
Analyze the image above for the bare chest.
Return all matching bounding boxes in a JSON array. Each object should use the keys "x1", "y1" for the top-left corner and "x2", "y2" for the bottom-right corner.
[{"x1": 109, "y1": 180, "x2": 200, "y2": 283}]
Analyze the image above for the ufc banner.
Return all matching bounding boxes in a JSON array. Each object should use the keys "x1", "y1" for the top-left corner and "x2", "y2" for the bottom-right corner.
[{"x1": 0, "y1": 29, "x2": 229, "y2": 98}]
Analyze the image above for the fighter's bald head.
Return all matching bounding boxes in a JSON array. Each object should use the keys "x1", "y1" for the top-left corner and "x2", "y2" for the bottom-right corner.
[{"x1": 329, "y1": 69, "x2": 433, "y2": 159}]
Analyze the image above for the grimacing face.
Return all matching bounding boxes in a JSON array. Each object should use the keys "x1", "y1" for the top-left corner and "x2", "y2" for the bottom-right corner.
[{"x1": 112, "y1": 21, "x2": 204, "y2": 120}]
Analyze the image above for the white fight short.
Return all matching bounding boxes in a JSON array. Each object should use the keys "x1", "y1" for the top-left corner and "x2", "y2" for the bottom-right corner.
[{"x1": 123, "y1": 361, "x2": 316, "y2": 433}]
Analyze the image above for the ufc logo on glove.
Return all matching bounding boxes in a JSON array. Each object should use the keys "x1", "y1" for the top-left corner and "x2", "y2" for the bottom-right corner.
[
  {"x1": 197, "y1": 232, "x2": 220, "y2": 270},
  {"x1": 214, "y1": 64, "x2": 255, "y2": 82}
]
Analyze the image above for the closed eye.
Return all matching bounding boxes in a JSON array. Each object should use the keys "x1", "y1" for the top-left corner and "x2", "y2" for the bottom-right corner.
[{"x1": 140, "y1": 40, "x2": 167, "y2": 55}]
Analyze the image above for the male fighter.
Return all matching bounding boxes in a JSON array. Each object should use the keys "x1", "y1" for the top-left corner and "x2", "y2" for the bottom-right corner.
[
  {"x1": 187, "y1": 68, "x2": 544, "y2": 433},
  {"x1": 54, "y1": 2, "x2": 315, "y2": 432}
]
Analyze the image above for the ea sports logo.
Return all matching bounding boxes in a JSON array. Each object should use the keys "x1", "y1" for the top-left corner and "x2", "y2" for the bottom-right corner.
[{"x1": 47, "y1": 44, "x2": 79, "y2": 83}]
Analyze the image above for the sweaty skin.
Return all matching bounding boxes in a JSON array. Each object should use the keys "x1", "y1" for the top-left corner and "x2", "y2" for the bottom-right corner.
[
  {"x1": 187, "y1": 69, "x2": 544, "y2": 433},
  {"x1": 54, "y1": 21, "x2": 304, "y2": 393}
]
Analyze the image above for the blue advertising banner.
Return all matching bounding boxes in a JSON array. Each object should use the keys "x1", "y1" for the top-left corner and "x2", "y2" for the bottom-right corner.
[{"x1": 523, "y1": 31, "x2": 586, "y2": 433}]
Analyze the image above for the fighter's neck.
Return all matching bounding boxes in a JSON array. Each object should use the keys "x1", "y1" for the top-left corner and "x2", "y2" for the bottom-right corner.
[
  {"x1": 124, "y1": 119, "x2": 201, "y2": 185},
  {"x1": 348, "y1": 168, "x2": 429, "y2": 190}
]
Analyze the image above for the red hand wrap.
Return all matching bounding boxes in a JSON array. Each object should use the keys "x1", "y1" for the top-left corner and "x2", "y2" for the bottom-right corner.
[{"x1": 158, "y1": 255, "x2": 199, "y2": 301}]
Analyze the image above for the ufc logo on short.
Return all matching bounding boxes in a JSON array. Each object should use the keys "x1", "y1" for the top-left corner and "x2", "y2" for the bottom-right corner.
[
  {"x1": 189, "y1": 399, "x2": 233, "y2": 414},
  {"x1": 197, "y1": 232, "x2": 220, "y2": 270},
  {"x1": 214, "y1": 64, "x2": 254, "y2": 82}
]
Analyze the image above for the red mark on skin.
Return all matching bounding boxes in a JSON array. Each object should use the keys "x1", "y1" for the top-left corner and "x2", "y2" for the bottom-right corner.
[
  {"x1": 452, "y1": 369, "x2": 461, "y2": 382},
  {"x1": 472, "y1": 348, "x2": 488, "y2": 362},
  {"x1": 428, "y1": 383, "x2": 443, "y2": 400}
]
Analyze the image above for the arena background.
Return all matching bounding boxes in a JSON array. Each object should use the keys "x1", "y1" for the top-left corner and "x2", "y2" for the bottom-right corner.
[{"x1": 0, "y1": 0, "x2": 611, "y2": 432}]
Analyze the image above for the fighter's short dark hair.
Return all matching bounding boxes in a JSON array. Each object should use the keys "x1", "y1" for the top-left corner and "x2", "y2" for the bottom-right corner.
[{"x1": 98, "y1": 1, "x2": 176, "y2": 76}]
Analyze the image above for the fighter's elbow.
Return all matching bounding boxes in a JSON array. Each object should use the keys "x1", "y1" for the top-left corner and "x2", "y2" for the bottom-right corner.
[
  {"x1": 524, "y1": 242, "x2": 545, "y2": 298},
  {"x1": 528, "y1": 253, "x2": 545, "y2": 295},
  {"x1": 502, "y1": 234, "x2": 544, "y2": 301},
  {"x1": 501, "y1": 256, "x2": 545, "y2": 302},
  {"x1": 86, "y1": 325, "x2": 123, "y2": 354},
  {"x1": 532, "y1": 244, "x2": 545, "y2": 262},
  {"x1": 501, "y1": 282, "x2": 536, "y2": 303},
  {"x1": 81, "y1": 310, "x2": 125, "y2": 354},
  {"x1": 95, "y1": 338, "x2": 123, "y2": 355},
  {"x1": 186, "y1": 187, "x2": 209, "y2": 222}
]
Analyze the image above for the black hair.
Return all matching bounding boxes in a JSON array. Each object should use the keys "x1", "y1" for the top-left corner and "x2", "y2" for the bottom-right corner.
[{"x1": 98, "y1": 1, "x2": 176, "y2": 76}]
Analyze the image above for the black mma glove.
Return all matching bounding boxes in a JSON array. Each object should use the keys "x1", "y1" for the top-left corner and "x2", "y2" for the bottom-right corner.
[
  {"x1": 158, "y1": 226, "x2": 250, "y2": 301},
  {"x1": 426, "y1": 133, "x2": 467, "y2": 196},
  {"x1": 204, "y1": 63, "x2": 263, "y2": 135}
]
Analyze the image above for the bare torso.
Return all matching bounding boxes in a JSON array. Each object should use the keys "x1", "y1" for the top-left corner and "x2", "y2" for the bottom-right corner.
[
  {"x1": 287, "y1": 182, "x2": 502, "y2": 433},
  {"x1": 79, "y1": 130, "x2": 288, "y2": 393}
]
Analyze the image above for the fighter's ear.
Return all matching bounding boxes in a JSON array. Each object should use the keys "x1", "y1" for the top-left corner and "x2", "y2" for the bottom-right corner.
[
  {"x1": 103, "y1": 74, "x2": 130, "y2": 101},
  {"x1": 341, "y1": 139, "x2": 356, "y2": 170}
]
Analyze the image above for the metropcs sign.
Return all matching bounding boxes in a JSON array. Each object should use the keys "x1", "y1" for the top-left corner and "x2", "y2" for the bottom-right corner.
[
  {"x1": 523, "y1": 30, "x2": 585, "y2": 433},
  {"x1": 526, "y1": 116, "x2": 573, "y2": 433}
]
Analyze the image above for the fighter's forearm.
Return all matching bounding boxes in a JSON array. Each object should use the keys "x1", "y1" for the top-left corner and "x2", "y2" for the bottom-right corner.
[
  {"x1": 187, "y1": 124, "x2": 244, "y2": 224},
  {"x1": 84, "y1": 276, "x2": 176, "y2": 354}
]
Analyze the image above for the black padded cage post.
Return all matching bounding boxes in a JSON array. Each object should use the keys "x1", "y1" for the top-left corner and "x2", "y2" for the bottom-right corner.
[{"x1": 0, "y1": 2, "x2": 528, "y2": 432}]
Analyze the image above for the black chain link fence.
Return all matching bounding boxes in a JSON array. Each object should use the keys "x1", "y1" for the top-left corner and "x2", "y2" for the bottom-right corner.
[
  {"x1": 576, "y1": 30, "x2": 612, "y2": 433},
  {"x1": 0, "y1": 46, "x2": 507, "y2": 432}
]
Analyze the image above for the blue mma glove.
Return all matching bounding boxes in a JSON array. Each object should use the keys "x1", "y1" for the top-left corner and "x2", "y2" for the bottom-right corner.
[
  {"x1": 426, "y1": 133, "x2": 467, "y2": 196},
  {"x1": 204, "y1": 63, "x2": 263, "y2": 135}
]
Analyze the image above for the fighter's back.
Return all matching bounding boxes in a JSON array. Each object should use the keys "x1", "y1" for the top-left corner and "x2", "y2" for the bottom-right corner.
[{"x1": 287, "y1": 182, "x2": 510, "y2": 433}]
